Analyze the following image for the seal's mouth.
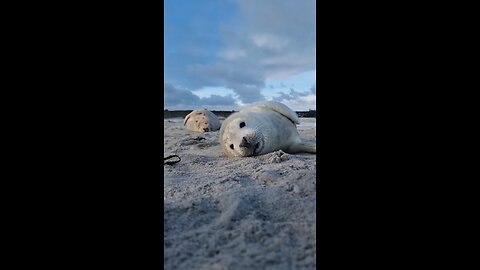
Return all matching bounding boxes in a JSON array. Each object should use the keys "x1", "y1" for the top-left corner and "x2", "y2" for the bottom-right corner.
[
  {"x1": 202, "y1": 124, "x2": 212, "y2": 132},
  {"x1": 253, "y1": 142, "x2": 260, "y2": 155}
]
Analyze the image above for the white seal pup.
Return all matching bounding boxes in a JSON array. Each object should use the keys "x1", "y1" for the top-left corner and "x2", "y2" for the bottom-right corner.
[
  {"x1": 184, "y1": 109, "x2": 221, "y2": 132},
  {"x1": 220, "y1": 101, "x2": 316, "y2": 157}
]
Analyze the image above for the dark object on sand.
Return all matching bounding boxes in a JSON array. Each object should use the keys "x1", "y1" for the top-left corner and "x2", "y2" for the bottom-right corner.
[{"x1": 164, "y1": 155, "x2": 181, "y2": 165}]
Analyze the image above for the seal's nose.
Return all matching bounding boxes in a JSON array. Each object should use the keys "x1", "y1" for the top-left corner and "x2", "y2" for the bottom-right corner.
[
  {"x1": 239, "y1": 137, "x2": 251, "y2": 148},
  {"x1": 203, "y1": 127, "x2": 209, "y2": 132}
]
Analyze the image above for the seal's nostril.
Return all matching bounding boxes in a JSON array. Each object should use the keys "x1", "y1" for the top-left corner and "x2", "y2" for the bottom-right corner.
[{"x1": 203, "y1": 128, "x2": 209, "y2": 132}]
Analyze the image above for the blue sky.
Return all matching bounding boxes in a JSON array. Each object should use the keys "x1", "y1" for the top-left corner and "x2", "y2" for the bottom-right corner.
[{"x1": 164, "y1": 0, "x2": 316, "y2": 111}]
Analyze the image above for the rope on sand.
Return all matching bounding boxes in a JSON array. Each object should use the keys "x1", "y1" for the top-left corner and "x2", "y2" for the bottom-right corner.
[{"x1": 164, "y1": 155, "x2": 181, "y2": 165}]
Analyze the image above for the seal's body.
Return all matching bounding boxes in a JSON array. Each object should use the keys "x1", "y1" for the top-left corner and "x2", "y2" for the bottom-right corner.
[
  {"x1": 220, "y1": 101, "x2": 316, "y2": 157},
  {"x1": 184, "y1": 109, "x2": 221, "y2": 132}
]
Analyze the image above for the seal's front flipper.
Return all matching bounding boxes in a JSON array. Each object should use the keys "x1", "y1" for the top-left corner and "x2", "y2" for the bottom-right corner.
[{"x1": 285, "y1": 143, "x2": 316, "y2": 154}]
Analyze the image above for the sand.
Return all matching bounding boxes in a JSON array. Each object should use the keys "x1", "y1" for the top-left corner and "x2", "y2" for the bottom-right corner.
[{"x1": 164, "y1": 117, "x2": 316, "y2": 270}]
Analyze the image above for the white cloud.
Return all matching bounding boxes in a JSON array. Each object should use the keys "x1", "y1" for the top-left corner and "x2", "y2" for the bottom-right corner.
[
  {"x1": 191, "y1": 63, "x2": 266, "y2": 103},
  {"x1": 278, "y1": 95, "x2": 316, "y2": 111},
  {"x1": 251, "y1": 33, "x2": 289, "y2": 49}
]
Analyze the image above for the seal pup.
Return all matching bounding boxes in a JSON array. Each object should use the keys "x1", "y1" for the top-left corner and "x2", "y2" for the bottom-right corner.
[
  {"x1": 220, "y1": 101, "x2": 316, "y2": 157},
  {"x1": 184, "y1": 109, "x2": 221, "y2": 132}
]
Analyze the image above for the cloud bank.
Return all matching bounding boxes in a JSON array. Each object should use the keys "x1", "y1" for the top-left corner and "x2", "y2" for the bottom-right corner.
[
  {"x1": 164, "y1": 83, "x2": 237, "y2": 110},
  {"x1": 164, "y1": 0, "x2": 316, "y2": 110}
]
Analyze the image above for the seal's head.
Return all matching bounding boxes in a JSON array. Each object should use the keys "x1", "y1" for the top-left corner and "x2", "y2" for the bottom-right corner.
[
  {"x1": 184, "y1": 110, "x2": 215, "y2": 132},
  {"x1": 220, "y1": 113, "x2": 265, "y2": 157}
]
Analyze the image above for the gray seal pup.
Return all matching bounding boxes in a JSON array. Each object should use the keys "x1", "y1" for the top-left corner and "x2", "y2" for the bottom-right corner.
[
  {"x1": 184, "y1": 109, "x2": 221, "y2": 132},
  {"x1": 219, "y1": 101, "x2": 316, "y2": 157}
]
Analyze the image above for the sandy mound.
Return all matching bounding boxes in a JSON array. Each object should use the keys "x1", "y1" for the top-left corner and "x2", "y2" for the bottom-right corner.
[{"x1": 164, "y1": 118, "x2": 316, "y2": 269}]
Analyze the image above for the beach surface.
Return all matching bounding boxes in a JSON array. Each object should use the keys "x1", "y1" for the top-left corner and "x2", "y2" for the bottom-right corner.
[{"x1": 164, "y1": 117, "x2": 317, "y2": 269}]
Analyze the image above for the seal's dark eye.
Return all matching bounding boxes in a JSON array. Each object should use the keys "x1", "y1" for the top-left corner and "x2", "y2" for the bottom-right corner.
[
  {"x1": 239, "y1": 122, "x2": 245, "y2": 128},
  {"x1": 230, "y1": 144, "x2": 234, "y2": 150}
]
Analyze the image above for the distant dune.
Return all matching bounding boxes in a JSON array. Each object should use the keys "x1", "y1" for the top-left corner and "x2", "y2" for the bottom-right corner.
[{"x1": 164, "y1": 110, "x2": 316, "y2": 119}]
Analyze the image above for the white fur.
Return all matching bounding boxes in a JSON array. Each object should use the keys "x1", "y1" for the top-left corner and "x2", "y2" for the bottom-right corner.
[{"x1": 220, "y1": 101, "x2": 315, "y2": 157}]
